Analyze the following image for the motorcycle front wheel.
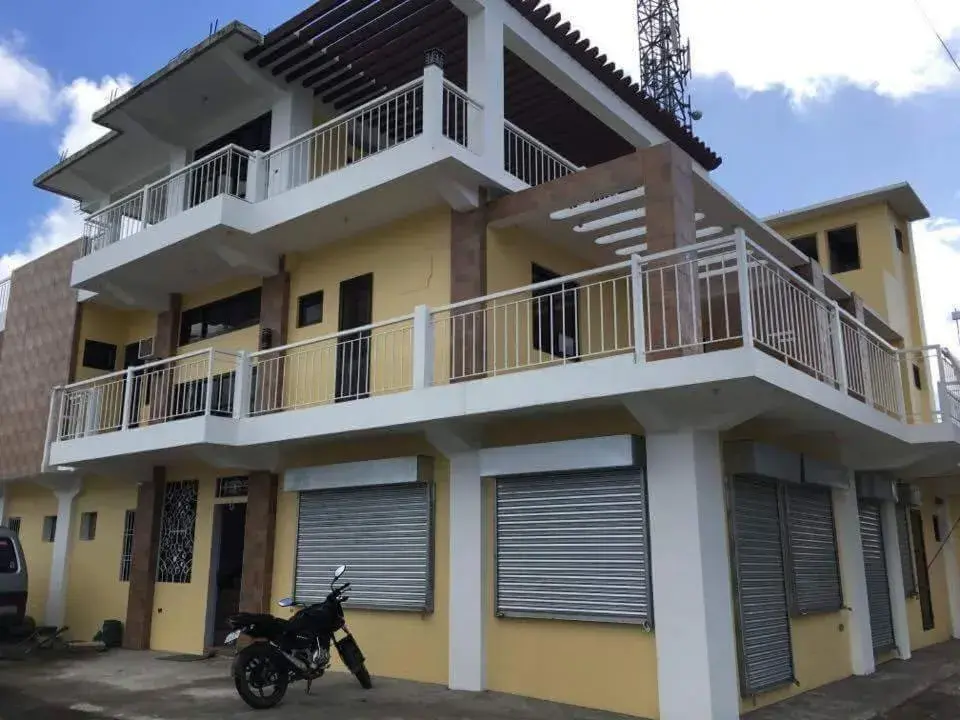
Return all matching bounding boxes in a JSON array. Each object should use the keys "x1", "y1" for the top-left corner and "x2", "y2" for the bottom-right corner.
[
  {"x1": 233, "y1": 643, "x2": 290, "y2": 710},
  {"x1": 354, "y1": 663, "x2": 373, "y2": 689}
]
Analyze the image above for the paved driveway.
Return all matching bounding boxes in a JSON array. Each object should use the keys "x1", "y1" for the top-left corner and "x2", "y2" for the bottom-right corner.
[{"x1": 0, "y1": 650, "x2": 633, "y2": 720}]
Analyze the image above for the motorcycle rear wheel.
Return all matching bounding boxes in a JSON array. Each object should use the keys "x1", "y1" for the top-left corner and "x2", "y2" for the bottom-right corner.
[{"x1": 233, "y1": 643, "x2": 290, "y2": 710}]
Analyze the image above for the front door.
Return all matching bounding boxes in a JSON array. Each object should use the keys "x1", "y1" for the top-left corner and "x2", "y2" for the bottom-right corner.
[
  {"x1": 212, "y1": 503, "x2": 247, "y2": 646},
  {"x1": 335, "y1": 273, "x2": 373, "y2": 402},
  {"x1": 910, "y1": 509, "x2": 935, "y2": 631}
]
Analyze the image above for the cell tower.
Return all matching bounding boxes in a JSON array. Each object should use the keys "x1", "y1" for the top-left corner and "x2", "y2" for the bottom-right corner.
[{"x1": 637, "y1": 0, "x2": 694, "y2": 130}]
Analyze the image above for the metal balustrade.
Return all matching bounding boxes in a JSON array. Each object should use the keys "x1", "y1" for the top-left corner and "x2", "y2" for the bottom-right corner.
[
  {"x1": 504, "y1": 120, "x2": 581, "y2": 187},
  {"x1": 49, "y1": 234, "x2": 959, "y2": 447},
  {"x1": 0, "y1": 277, "x2": 9, "y2": 331},
  {"x1": 442, "y1": 80, "x2": 482, "y2": 151}
]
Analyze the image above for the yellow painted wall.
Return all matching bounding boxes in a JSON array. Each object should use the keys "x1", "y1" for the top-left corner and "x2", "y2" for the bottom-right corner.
[
  {"x1": 276, "y1": 207, "x2": 451, "y2": 407},
  {"x1": 73, "y1": 303, "x2": 157, "y2": 382},
  {"x1": 2, "y1": 482, "x2": 56, "y2": 621},
  {"x1": 478, "y1": 226, "x2": 632, "y2": 384},
  {"x1": 906, "y1": 489, "x2": 952, "y2": 650},
  {"x1": 271, "y1": 434, "x2": 450, "y2": 685},
  {"x1": 64, "y1": 476, "x2": 139, "y2": 641}
]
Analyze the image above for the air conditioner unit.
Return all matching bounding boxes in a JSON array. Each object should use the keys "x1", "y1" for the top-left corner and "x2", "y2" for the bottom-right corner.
[{"x1": 137, "y1": 337, "x2": 155, "y2": 360}]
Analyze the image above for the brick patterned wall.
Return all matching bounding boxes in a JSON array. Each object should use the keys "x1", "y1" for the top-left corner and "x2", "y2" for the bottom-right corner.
[{"x1": 0, "y1": 242, "x2": 80, "y2": 480}]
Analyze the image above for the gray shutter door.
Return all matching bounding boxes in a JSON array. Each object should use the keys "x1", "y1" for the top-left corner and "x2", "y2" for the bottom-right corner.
[
  {"x1": 295, "y1": 483, "x2": 432, "y2": 610},
  {"x1": 784, "y1": 483, "x2": 843, "y2": 614},
  {"x1": 731, "y1": 477, "x2": 794, "y2": 695},
  {"x1": 495, "y1": 468, "x2": 650, "y2": 625},
  {"x1": 896, "y1": 503, "x2": 917, "y2": 597},
  {"x1": 858, "y1": 500, "x2": 895, "y2": 652}
]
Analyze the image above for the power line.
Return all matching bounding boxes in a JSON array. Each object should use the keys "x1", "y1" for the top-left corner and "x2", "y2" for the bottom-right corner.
[{"x1": 910, "y1": 0, "x2": 960, "y2": 75}]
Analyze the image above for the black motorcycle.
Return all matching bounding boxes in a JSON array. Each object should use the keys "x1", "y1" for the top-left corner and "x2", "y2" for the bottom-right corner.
[{"x1": 224, "y1": 564, "x2": 372, "y2": 709}]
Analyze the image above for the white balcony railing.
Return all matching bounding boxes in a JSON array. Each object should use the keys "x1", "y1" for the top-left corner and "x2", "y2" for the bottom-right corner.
[
  {"x1": 504, "y1": 120, "x2": 582, "y2": 187},
  {"x1": 81, "y1": 145, "x2": 253, "y2": 256},
  {"x1": 75, "y1": 64, "x2": 582, "y2": 260},
  {"x1": 49, "y1": 233, "x2": 960, "y2": 450},
  {"x1": 0, "y1": 276, "x2": 9, "y2": 331}
]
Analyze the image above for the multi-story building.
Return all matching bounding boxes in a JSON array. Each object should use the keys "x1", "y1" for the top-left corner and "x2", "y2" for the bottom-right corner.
[{"x1": 0, "y1": 2, "x2": 959, "y2": 718}]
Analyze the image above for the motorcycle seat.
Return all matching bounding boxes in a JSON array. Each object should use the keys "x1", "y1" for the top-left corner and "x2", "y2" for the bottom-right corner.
[{"x1": 228, "y1": 612, "x2": 280, "y2": 628}]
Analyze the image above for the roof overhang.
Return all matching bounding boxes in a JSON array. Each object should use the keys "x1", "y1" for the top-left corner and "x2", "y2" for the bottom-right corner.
[
  {"x1": 766, "y1": 182, "x2": 931, "y2": 227},
  {"x1": 34, "y1": 22, "x2": 273, "y2": 202}
]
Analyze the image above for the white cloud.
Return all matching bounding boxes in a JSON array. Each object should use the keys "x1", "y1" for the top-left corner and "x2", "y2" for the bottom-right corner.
[
  {"x1": 539, "y1": 0, "x2": 960, "y2": 103},
  {"x1": 0, "y1": 35, "x2": 56, "y2": 123},
  {"x1": 0, "y1": 49, "x2": 132, "y2": 279},
  {"x1": 914, "y1": 217, "x2": 960, "y2": 357},
  {"x1": 58, "y1": 75, "x2": 133, "y2": 157}
]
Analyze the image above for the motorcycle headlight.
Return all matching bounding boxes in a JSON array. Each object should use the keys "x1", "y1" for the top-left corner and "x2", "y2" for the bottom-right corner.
[{"x1": 224, "y1": 630, "x2": 242, "y2": 645}]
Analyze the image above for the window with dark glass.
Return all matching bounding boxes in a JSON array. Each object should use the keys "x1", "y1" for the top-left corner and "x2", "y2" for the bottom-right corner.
[
  {"x1": 297, "y1": 290, "x2": 324, "y2": 328},
  {"x1": 827, "y1": 225, "x2": 861, "y2": 273},
  {"x1": 79, "y1": 512, "x2": 97, "y2": 541},
  {"x1": 790, "y1": 234, "x2": 819, "y2": 263},
  {"x1": 531, "y1": 263, "x2": 579, "y2": 359},
  {"x1": 179, "y1": 288, "x2": 262, "y2": 345},
  {"x1": 895, "y1": 227, "x2": 905, "y2": 253},
  {"x1": 82, "y1": 340, "x2": 118, "y2": 371},
  {"x1": 913, "y1": 364, "x2": 923, "y2": 390},
  {"x1": 42, "y1": 516, "x2": 57, "y2": 543}
]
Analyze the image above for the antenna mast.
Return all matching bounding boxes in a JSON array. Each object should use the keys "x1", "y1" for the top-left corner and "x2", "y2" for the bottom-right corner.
[{"x1": 637, "y1": 0, "x2": 694, "y2": 130}]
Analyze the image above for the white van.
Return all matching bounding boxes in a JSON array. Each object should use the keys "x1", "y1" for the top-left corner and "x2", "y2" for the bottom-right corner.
[{"x1": 0, "y1": 527, "x2": 27, "y2": 631}]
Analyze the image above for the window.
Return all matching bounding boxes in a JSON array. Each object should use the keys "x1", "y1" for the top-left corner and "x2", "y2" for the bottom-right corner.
[
  {"x1": 169, "y1": 370, "x2": 240, "y2": 418},
  {"x1": 827, "y1": 225, "x2": 861, "y2": 273},
  {"x1": 79, "y1": 512, "x2": 97, "y2": 541},
  {"x1": 783, "y1": 483, "x2": 843, "y2": 614},
  {"x1": 5, "y1": 517, "x2": 21, "y2": 535},
  {"x1": 531, "y1": 263, "x2": 579, "y2": 359},
  {"x1": 42, "y1": 515, "x2": 57, "y2": 543},
  {"x1": 790, "y1": 234, "x2": 819, "y2": 263},
  {"x1": 495, "y1": 469, "x2": 651, "y2": 626},
  {"x1": 297, "y1": 290, "x2": 324, "y2": 328},
  {"x1": 178, "y1": 288, "x2": 261, "y2": 345},
  {"x1": 910, "y1": 509, "x2": 935, "y2": 631},
  {"x1": 82, "y1": 340, "x2": 118, "y2": 371},
  {"x1": 0, "y1": 537, "x2": 18, "y2": 574},
  {"x1": 295, "y1": 483, "x2": 433, "y2": 610},
  {"x1": 119, "y1": 510, "x2": 135, "y2": 582},
  {"x1": 157, "y1": 480, "x2": 198, "y2": 584},
  {"x1": 913, "y1": 364, "x2": 923, "y2": 390},
  {"x1": 895, "y1": 227, "x2": 905, "y2": 253},
  {"x1": 933, "y1": 511, "x2": 943, "y2": 542}
]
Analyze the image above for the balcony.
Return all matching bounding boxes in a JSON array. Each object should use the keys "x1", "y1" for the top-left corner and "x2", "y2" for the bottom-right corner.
[
  {"x1": 69, "y1": 64, "x2": 573, "y2": 301},
  {"x1": 46, "y1": 235, "x2": 960, "y2": 471}
]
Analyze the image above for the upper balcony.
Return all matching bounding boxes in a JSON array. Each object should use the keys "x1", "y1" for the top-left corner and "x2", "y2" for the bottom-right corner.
[
  {"x1": 45, "y1": 233, "x2": 960, "y2": 477},
  {"x1": 68, "y1": 60, "x2": 586, "y2": 306}
]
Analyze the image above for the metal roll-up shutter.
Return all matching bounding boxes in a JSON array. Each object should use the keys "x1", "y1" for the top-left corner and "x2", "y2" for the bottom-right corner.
[
  {"x1": 730, "y1": 476, "x2": 794, "y2": 695},
  {"x1": 784, "y1": 483, "x2": 843, "y2": 614},
  {"x1": 895, "y1": 503, "x2": 917, "y2": 597},
  {"x1": 858, "y1": 500, "x2": 895, "y2": 651},
  {"x1": 495, "y1": 468, "x2": 650, "y2": 625},
  {"x1": 294, "y1": 483, "x2": 432, "y2": 610}
]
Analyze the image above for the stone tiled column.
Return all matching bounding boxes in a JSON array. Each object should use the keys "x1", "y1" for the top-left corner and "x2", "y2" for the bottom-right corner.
[
  {"x1": 124, "y1": 468, "x2": 166, "y2": 650},
  {"x1": 254, "y1": 261, "x2": 290, "y2": 414},
  {"x1": 450, "y1": 202, "x2": 487, "y2": 382},
  {"x1": 642, "y1": 143, "x2": 700, "y2": 360},
  {"x1": 148, "y1": 294, "x2": 182, "y2": 423},
  {"x1": 239, "y1": 472, "x2": 279, "y2": 613}
]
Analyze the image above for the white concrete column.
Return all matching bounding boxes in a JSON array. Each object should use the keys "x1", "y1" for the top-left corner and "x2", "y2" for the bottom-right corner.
[
  {"x1": 881, "y1": 500, "x2": 912, "y2": 660},
  {"x1": 466, "y1": 5, "x2": 505, "y2": 164},
  {"x1": 44, "y1": 477, "x2": 82, "y2": 628},
  {"x1": 269, "y1": 88, "x2": 314, "y2": 195},
  {"x1": 832, "y1": 482, "x2": 876, "y2": 675},
  {"x1": 937, "y1": 499, "x2": 960, "y2": 639},
  {"x1": 447, "y1": 449, "x2": 485, "y2": 691},
  {"x1": 647, "y1": 430, "x2": 739, "y2": 720}
]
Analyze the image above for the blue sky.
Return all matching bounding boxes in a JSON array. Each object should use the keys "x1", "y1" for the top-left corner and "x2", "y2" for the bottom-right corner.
[{"x1": 1, "y1": 0, "x2": 959, "y2": 349}]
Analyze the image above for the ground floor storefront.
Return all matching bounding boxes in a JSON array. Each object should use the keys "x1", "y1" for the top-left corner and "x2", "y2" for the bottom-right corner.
[{"x1": 2, "y1": 413, "x2": 960, "y2": 720}]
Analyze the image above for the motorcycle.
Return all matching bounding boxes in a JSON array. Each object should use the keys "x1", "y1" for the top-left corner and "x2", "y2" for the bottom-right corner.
[{"x1": 224, "y1": 564, "x2": 372, "y2": 709}]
